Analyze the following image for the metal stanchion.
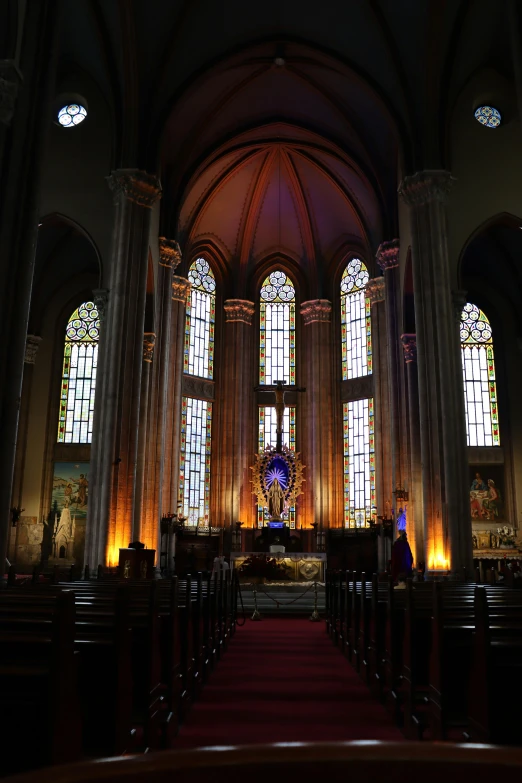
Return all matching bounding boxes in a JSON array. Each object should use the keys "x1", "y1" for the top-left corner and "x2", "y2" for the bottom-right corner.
[
  {"x1": 251, "y1": 584, "x2": 262, "y2": 621},
  {"x1": 309, "y1": 580, "x2": 321, "y2": 622}
]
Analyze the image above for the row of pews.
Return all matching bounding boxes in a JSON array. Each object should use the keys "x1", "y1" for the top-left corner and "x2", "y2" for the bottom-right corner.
[
  {"x1": 0, "y1": 571, "x2": 238, "y2": 776},
  {"x1": 325, "y1": 571, "x2": 522, "y2": 743}
]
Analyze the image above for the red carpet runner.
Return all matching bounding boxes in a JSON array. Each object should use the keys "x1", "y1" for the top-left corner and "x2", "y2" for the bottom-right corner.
[{"x1": 174, "y1": 619, "x2": 403, "y2": 747}]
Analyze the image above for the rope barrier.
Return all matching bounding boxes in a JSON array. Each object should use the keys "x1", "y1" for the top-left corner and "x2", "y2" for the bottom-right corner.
[{"x1": 253, "y1": 580, "x2": 324, "y2": 608}]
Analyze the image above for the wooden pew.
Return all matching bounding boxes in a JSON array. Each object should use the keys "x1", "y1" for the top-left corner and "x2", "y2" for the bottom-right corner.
[{"x1": 0, "y1": 590, "x2": 82, "y2": 775}]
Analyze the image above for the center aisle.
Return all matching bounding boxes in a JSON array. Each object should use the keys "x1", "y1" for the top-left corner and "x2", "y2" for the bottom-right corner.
[{"x1": 174, "y1": 619, "x2": 403, "y2": 747}]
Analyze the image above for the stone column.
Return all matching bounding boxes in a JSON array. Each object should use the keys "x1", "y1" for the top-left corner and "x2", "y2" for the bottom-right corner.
[
  {"x1": 398, "y1": 171, "x2": 472, "y2": 576},
  {"x1": 376, "y1": 240, "x2": 404, "y2": 503},
  {"x1": 217, "y1": 300, "x2": 256, "y2": 528},
  {"x1": 401, "y1": 334, "x2": 423, "y2": 566},
  {"x1": 9, "y1": 336, "x2": 43, "y2": 561},
  {"x1": 162, "y1": 276, "x2": 191, "y2": 517},
  {"x1": 133, "y1": 333, "x2": 155, "y2": 542},
  {"x1": 300, "y1": 300, "x2": 336, "y2": 526},
  {"x1": 0, "y1": 1, "x2": 62, "y2": 577},
  {"x1": 366, "y1": 277, "x2": 390, "y2": 569},
  {"x1": 85, "y1": 170, "x2": 161, "y2": 569},
  {"x1": 142, "y1": 239, "x2": 181, "y2": 554}
]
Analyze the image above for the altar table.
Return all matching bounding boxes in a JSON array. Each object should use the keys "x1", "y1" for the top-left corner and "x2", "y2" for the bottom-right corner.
[{"x1": 230, "y1": 552, "x2": 326, "y2": 582}]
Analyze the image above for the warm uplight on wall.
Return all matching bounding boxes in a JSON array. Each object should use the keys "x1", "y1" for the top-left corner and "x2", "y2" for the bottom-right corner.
[{"x1": 428, "y1": 550, "x2": 450, "y2": 571}]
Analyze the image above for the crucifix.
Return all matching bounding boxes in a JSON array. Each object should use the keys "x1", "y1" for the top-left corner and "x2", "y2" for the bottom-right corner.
[{"x1": 254, "y1": 379, "x2": 306, "y2": 452}]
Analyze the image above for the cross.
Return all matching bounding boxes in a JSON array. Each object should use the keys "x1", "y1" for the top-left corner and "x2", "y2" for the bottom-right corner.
[{"x1": 254, "y1": 379, "x2": 306, "y2": 453}]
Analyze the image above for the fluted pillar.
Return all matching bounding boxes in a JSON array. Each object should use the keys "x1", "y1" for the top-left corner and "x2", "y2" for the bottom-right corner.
[
  {"x1": 142, "y1": 239, "x2": 181, "y2": 554},
  {"x1": 300, "y1": 300, "x2": 336, "y2": 526},
  {"x1": 366, "y1": 277, "x2": 390, "y2": 569},
  {"x1": 133, "y1": 333, "x2": 155, "y2": 542},
  {"x1": 217, "y1": 300, "x2": 256, "y2": 528},
  {"x1": 401, "y1": 334, "x2": 423, "y2": 566},
  {"x1": 398, "y1": 171, "x2": 472, "y2": 576},
  {"x1": 0, "y1": 1, "x2": 62, "y2": 577},
  {"x1": 376, "y1": 240, "x2": 404, "y2": 504},
  {"x1": 162, "y1": 276, "x2": 191, "y2": 517},
  {"x1": 85, "y1": 170, "x2": 161, "y2": 568}
]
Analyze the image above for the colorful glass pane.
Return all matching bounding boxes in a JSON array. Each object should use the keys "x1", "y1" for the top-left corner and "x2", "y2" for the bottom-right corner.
[
  {"x1": 460, "y1": 303, "x2": 499, "y2": 446},
  {"x1": 179, "y1": 397, "x2": 212, "y2": 525},
  {"x1": 341, "y1": 258, "x2": 371, "y2": 380},
  {"x1": 184, "y1": 258, "x2": 215, "y2": 379},
  {"x1": 258, "y1": 406, "x2": 296, "y2": 528},
  {"x1": 474, "y1": 105, "x2": 501, "y2": 129},
  {"x1": 343, "y1": 398, "x2": 376, "y2": 528},
  {"x1": 57, "y1": 301, "x2": 99, "y2": 443},
  {"x1": 259, "y1": 270, "x2": 295, "y2": 385}
]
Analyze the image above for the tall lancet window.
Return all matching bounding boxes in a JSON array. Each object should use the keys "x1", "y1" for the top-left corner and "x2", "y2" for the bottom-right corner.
[
  {"x1": 341, "y1": 258, "x2": 371, "y2": 379},
  {"x1": 460, "y1": 302, "x2": 499, "y2": 446},
  {"x1": 57, "y1": 301, "x2": 99, "y2": 443},
  {"x1": 179, "y1": 258, "x2": 215, "y2": 525},
  {"x1": 340, "y1": 258, "x2": 375, "y2": 527},
  {"x1": 259, "y1": 270, "x2": 295, "y2": 385},
  {"x1": 258, "y1": 270, "x2": 296, "y2": 527},
  {"x1": 184, "y1": 257, "x2": 215, "y2": 378}
]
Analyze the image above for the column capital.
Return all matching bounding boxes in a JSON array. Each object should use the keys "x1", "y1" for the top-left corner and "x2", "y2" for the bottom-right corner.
[
  {"x1": 224, "y1": 299, "x2": 255, "y2": 325},
  {"x1": 143, "y1": 333, "x2": 156, "y2": 363},
  {"x1": 401, "y1": 333, "x2": 417, "y2": 363},
  {"x1": 107, "y1": 169, "x2": 162, "y2": 208},
  {"x1": 172, "y1": 275, "x2": 191, "y2": 304},
  {"x1": 92, "y1": 288, "x2": 109, "y2": 324},
  {"x1": 159, "y1": 237, "x2": 182, "y2": 270},
  {"x1": 376, "y1": 238, "x2": 400, "y2": 271},
  {"x1": 398, "y1": 170, "x2": 456, "y2": 206},
  {"x1": 24, "y1": 335, "x2": 42, "y2": 365},
  {"x1": 300, "y1": 299, "x2": 332, "y2": 325},
  {"x1": 0, "y1": 60, "x2": 22, "y2": 126},
  {"x1": 365, "y1": 277, "x2": 385, "y2": 305}
]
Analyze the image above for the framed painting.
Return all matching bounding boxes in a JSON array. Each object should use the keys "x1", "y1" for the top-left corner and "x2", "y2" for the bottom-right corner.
[
  {"x1": 469, "y1": 464, "x2": 505, "y2": 522},
  {"x1": 52, "y1": 462, "x2": 89, "y2": 520}
]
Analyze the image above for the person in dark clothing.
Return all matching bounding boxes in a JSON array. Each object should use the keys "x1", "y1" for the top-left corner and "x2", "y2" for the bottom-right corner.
[{"x1": 391, "y1": 531, "x2": 414, "y2": 582}]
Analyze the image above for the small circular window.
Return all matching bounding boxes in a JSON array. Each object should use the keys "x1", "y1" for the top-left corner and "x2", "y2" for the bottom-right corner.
[
  {"x1": 58, "y1": 103, "x2": 87, "y2": 128},
  {"x1": 474, "y1": 105, "x2": 501, "y2": 128}
]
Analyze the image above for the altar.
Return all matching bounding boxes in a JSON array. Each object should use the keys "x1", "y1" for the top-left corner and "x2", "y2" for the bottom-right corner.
[{"x1": 231, "y1": 552, "x2": 326, "y2": 582}]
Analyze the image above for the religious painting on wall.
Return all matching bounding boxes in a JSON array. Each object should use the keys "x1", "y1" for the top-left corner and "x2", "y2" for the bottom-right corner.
[
  {"x1": 469, "y1": 464, "x2": 505, "y2": 522},
  {"x1": 49, "y1": 462, "x2": 89, "y2": 563}
]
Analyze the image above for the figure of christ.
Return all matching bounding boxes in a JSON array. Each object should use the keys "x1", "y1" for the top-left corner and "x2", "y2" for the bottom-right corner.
[{"x1": 254, "y1": 380, "x2": 306, "y2": 452}]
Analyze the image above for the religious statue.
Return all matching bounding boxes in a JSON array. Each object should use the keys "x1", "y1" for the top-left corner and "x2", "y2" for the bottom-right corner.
[
  {"x1": 397, "y1": 507, "x2": 407, "y2": 533},
  {"x1": 268, "y1": 476, "x2": 285, "y2": 519}
]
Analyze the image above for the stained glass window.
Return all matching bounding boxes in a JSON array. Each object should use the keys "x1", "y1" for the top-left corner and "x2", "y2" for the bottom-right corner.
[
  {"x1": 259, "y1": 270, "x2": 295, "y2": 385},
  {"x1": 341, "y1": 258, "x2": 371, "y2": 380},
  {"x1": 258, "y1": 406, "x2": 296, "y2": 528},
  {"x1": 474, "y1": 106, "x2": 501, "y2": 129},
  {"x1": 58, "y1": 103, "x2": 87, "y2": 128},
  {"x1": 184, "y1": 258, "x2": 215, "y2": 379},
  {"x1": 343, "y1": 399, "x2": 375, "y2": 528},
  {"x1": 57, "y1": 301, "x2": 99, "y2": 443},
  {"x1": 460, "y1": 303, "x2": 499, "y2": 446},
  {"x1": 179, "y1": 397, "x2": 212, "y2": 525}
]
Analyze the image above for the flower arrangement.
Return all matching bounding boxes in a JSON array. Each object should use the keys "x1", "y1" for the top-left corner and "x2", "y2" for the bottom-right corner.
[
  {"x1": 238, "y1": 554, "x2": 291, "y2": 581},
  {"x1": 497, "y1": 526, "x2": 516, "y2": 548}
]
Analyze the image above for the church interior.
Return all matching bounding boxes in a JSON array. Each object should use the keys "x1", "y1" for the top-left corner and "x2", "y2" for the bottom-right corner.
[{"x1": 3, "y1": 0, "x2": 522, "y2": 779}]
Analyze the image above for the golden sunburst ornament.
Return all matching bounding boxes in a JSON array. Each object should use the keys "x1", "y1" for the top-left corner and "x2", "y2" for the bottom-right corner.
[{"x1": 251, "y1": 445, "x2": 305, "y2": 516}]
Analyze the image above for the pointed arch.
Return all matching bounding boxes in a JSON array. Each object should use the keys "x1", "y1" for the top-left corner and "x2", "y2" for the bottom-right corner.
[{"x1": 460, "y1": 302, "x2": 499, "y2": 447}]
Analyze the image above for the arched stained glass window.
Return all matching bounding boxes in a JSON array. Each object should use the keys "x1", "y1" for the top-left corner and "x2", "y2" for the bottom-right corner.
[
  {"x1": 460, "y1": 303, "x2": 499, "y2": 446},
  {"x1": 259, "y1": 270, "x2": 295, "y2": 385},
  {"x1": 180, "y1": 257, "x2": 216, "y2": 525},
  {"x1": 57, "y1": 301, "x2": 99, "y2": 443},
  {"x1": 184, "y1": 258, "x2": 215, "y2": 379},
  {"x1": 341, "y1": 258, "x2": 371, "y2": 380}
]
